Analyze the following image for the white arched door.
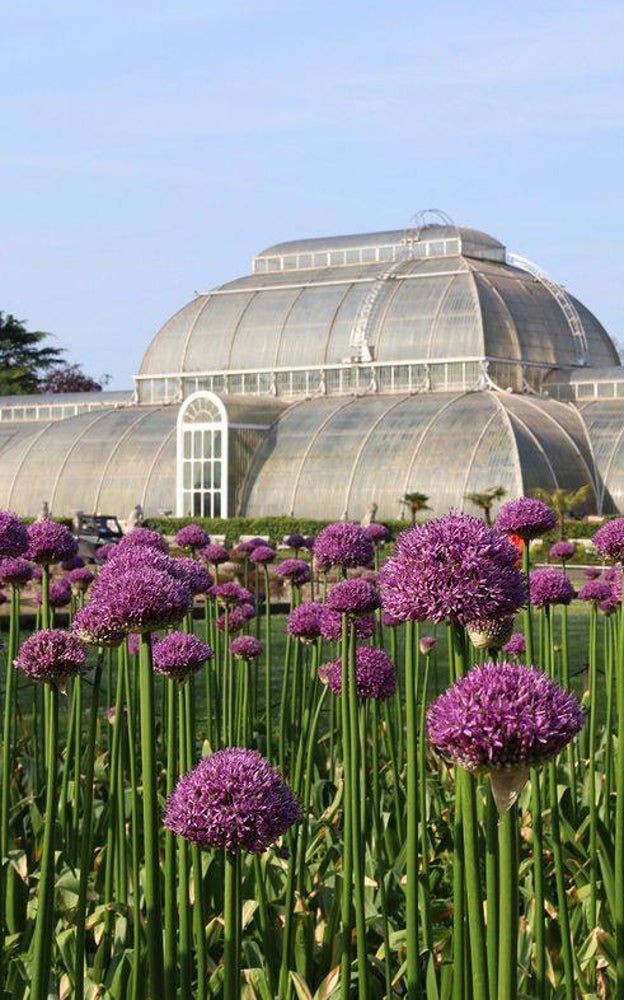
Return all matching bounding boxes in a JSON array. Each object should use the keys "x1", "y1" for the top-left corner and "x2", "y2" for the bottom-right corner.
[{"x1": 176, "y1": 392, "x2": 228, "y2": 517}]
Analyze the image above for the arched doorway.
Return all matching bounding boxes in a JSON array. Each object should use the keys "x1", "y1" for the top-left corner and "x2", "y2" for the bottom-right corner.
[{"x1": 176, "y1": 392, "x2": 228, "y2": 517}]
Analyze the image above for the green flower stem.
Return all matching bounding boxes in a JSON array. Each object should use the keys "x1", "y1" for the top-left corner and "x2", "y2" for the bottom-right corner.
[
  {"x1": 484, "y1": 785, "x2": 498, "y2": 995},
  {"x1": 74, "y1": 651, "x2": 103, "y2": 999},
  {"x1": 339, "y1": 615, "x2": 353, "y2": 1000},
  {"x1": 278, "y1": 633, "x2": 293, "y2": 778},
  {"x1": 184, "y1": 680, "x2": 208, "y2": 1000},
  {"x1": 346, "y1": 621, "x2": 369, "y2": 1000},
  {"x1": 164, "y1": 679, "x2": 178, "y2": 999},
  {"x1": 604, "y1": 614, "x2": 615, "y2": 826},
  {"x1": 0, "y1": 585, "x2": 20, "y2": 977},
  {"x1": 177, "y1": 684, "x2": 193, "y2": 996},
  {"x1": 452, "y1": 622, "x2": 489, "y2": 1000},
  {"x1": 614, "y1": 597, "x2": 624, "y2": 999},
  {"x1": 497, "y1": 802, "x2": 519, "y2": 1000},
  {"x1": 405, "y1": 619, "x2": 423, "y2": 1000},
  {"x1": 587, "y1": 601, "x2": 599, "y2": 969},
  {"x1": 451, "y1": 787, "x2": 465, "y2": 1000},
  {"x1": 561, "y1": 605, "x2": 578, "y2": 823},
  {"x1": 418, "y1": 649, "x2": 433, "y2": 956},
  {"x1": 138, "y1": 633, "x2": 165, "y2": 999},
  {"x1": 521, "y1": 543, "x2": 534, "y2": 665},
  {"x1": 124, "y1": 650, "x2": 142, "y2": 1000},
  {"x1": 30, "y1": 683, "x2": 59, "y2": 1000},
  {"x1": 383, "y1": 697, "x2": 405, "y2": 843},
  {"x1": 100, "y1": 650, "x2": 126, "y2": 970},
  {"x1": 58, "y1": 675, "x2": 78, "y2": 848},
  {"x1": 263, "y1": 565, "x2": 273, "y2": 761},
  {"x1": 548, "y1": 760, "x2": 575, "y2": 1000},
  {"x1": 223, "y1": 849, "x2": 242, "y2": 1000},
  {"x1": 371, "y1": 698, "x2": 393, "y2": 999},
  {"x1": 529, "y1": 768, "x2": 545, "y2": 1000},
  {"x1": 296, "y1": 679, "x2": 328, "y2": 893}
]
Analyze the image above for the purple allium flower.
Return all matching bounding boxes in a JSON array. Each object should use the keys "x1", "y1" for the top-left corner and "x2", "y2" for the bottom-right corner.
[
  {"x1": 249, "y1": 545, "x2": 276, "y2": 565},
  {"x1": 604, "y1": 564, "x2": 623, "y2": 602},
  {"x1": 593, "y1": 519, "x2": 624, "y2": 561},
  {"x1": 238, "y1": 601, "x2": 257, "y2": 620},
  {"x1": 116, "y1": 527, "x2": 169, "y2": 554},
  {"x1": 285, "y1": 533, "x2": 306, "y2": 550},
  {"x1": 72, "y1": 604, "x2": 126, "y2": 646},
  {"x1": 94, "y1": 542, "x2": 117, "y2": 564},
  {"x1": 0, "y1": 511, "x2": 28, "y2": 558},
  {"x1": 230, "y1": 636, "x2": 263, "y2": 661},
  {"x1": 419, "y1": 636, "x2": 437, "y2": 656},
  {"x1": 364, "y1": 523, "x2": 391, "y2": 544},
  {"x1": 153, "y1": 631, "x2": 213, "y2": 681},
  {"x1": 162, "y1": 747, "x2": 300, "y2": 854},
  {"x1": 326, "y1": 578, "x2": 381, "y2": 617},
  {"x1": 502, "y1": 632, "x2": 526, "y2": 657},
  {"x1": 549, "y1": 540, "x2": 576, "y2": 562},
  {"x1": 98, "y1": 545, "x2": 173, "y2": 580},
  {"x1": 201, "y1": 543, "x2": 230, "y2": 565},
  {"x1": 577, "y1": 579, "x2": 612, "y2": 603},
  {"x1": 427, "y1": 661, "x2": 583, "y2": 773},
  {"x1": 14, "y1": 628, "x2": 86, "y2": 685},
  {"x1": 302, "y1": 536, "x2": 316, "y2": 551},
  {"x1": 584, "y1": 567, "x2": 602, "y2": 580},
  {"x1": 81, "y1": 567, "x2": 190, "y2": 636},
  {"x1": 68, "y1": 566, "x2": 96, "y2": 592},
  {"x1": 175, "y1": 523, "x2": 210, "y2": 551},
  {"x1": 287, "y1": 601, "x2": 323, "y2": 642},
  {"x1": 210, "y1": 581, "x2": 253, "y2": 606},
  {"x1": 127, "y1": 633, "x2": 141, "y2": 656},
  {"x1": 313, "y1": 522, "x2": 374, "y2": 571},
  {"x1": 46, "y1": 578, "x2": 73, "y2": 608},
  {"x1": 275, "y1": 559, "x2": 311, "y2": 586},
  {"x1": 0, "y1": 557, "x2": 33, "y2": 588},
  {"x1": 326, "y1": 646, "x2": 397, "y2": 700},
  {"x1": 234, "y1": 537, "x2": 266, "y2": 557},
  {"x1": 381, "y1": 609, "x2": 402, "y2": 628},
  {"x1": 26, "y1": 520, "x2": 78, "y2": 565},
  {"x1": 215, "y1": 608, "x2": 248, "y2": 635},
  {"x1": 379, "y1": 512, "x2": 526, "y2": 626},
  {"x1": 466, "y1": 616, "x2": 514, "y2": 652},
  {"x1": 170, "y1": 557, "x2": 213, "y2": 595},
  {"x1": 319, "y1": 606, "x2": 376, "y2": 642},
  {"x1": 529, "y1": 568, "x2": 575, "y2": 607},
  {"x1": 61, "y1": 555, "x2": 85, "y2": 571},
  {"x1": 495, "y1": 497, "x2": 557, "y2": 540}
]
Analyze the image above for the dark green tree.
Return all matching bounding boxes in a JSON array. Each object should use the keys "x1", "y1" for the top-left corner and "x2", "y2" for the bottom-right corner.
[
  {"x1": 464, "y1": 485, "x2": 507, "y2": 526},
  {"x1": 531, "y1": 484, "x2": 593, "y2": 540},
  {"x1": 399, "y1": 491, "x2": 431, "y2": 525},
  {"x1": 0, "y1": 312, "x2": 64, "y2": 395}
]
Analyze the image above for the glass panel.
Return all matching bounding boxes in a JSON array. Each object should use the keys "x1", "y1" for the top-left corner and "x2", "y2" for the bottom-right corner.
[
  {"x1": 183, "y1": 463, "x2": 192, "y2": 489},
  {"x1": 345, "y1": 249, "x2": 360, "y2": 264},
  {"x1": 266, "y1": 257, "x2": 281, "y2": 271},
  {"x1": 214, "y1": 431, "x2": 221, "y2": 458},
  {"x1": 282, "y1": 255, "x2": 297, "y2": 269},
  {"x1": 298, "y1": 254, "x2": 312, "y2": 268},
  {"x1": 313, "y1": 252, "x2": 328, "y2": 267},
  {"x1": 361, "y1": 248, "x2": 376, "y2": 262},
  {"x1": 330, "y1": 251, "x2": 345, "y2": 265}
]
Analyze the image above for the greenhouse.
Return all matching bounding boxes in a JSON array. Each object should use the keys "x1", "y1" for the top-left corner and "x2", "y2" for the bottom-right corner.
[{"x1": 1, "y1": 219, "x2": 623, "y2": 520}]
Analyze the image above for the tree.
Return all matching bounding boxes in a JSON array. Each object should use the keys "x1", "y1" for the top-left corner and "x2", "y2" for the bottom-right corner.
[
  {"x1": 0, "y1": 312, "x2": 64, "y2": 395},
  {"x1": 399, "y1": 492, "x2": 431, "y2": 525},
  {"x1": 464, "y1": 485, "x2": 507, "y2": 526},
  {"x1": 531, "y1": 484, "x2": 593, "y2": 539},
  {"x1": 39, "y1": 364, "x2": 107, "y2": 394}
]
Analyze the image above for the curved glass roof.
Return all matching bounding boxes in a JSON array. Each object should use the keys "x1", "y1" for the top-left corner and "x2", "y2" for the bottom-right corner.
[
  {"x1": 139, "y1": 226, "x2": 618, "y2": 381},
  {"x1": 577, "y1": 399, "x2": 624, "y2": 513},
  {"x1": 241, "y1": 391, "x2": 597, "y2": 522}
]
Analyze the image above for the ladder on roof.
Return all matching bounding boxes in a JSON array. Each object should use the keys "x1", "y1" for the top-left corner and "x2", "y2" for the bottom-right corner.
[
  {"x1": 347, "y1": 255, "x2": 409, "y2": 363},
  {"x1": 505, "y1": 252, "x2": 589, "y2": 363}
]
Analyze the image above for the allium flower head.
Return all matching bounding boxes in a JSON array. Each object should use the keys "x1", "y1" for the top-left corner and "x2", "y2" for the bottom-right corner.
[
  {"x1": 175, "y1": 524, "x2": 210, "y2": 550},
  {"x1": 379, "y1": 512, "x2": 526, "y2": 626},
  {"x1": 287, "y1": 601, "x2": 323, "y2": 642},
  {"x1": 364, "y1": 523, "x2": 391, "y2": 544},
  {"x1": 0, "y1": 557, "x2": 33, "y2": 588},
  {"x1": 230, "y1": 636, "x2": 263, "y2": 661},
  {"x1": 72, "y1": 604, "x2": 126, "y2": 646},
  {"x1": 427, "y1": 661, "x2": 583, "y2": 772},
  {"x1": 68, "y1": 566, "x2": 96, "y2": 592},
  {"x1": 99, "y1": 545, "x2": 173, "y2": 581},
  {"x1": 210, "y1": 581, "x2": 253, "y2": 606},
  {"x1": 326, "y1": 646, "x2": 397, "y2": 700},
  {"x1": 201, "y1": 543, "x2": 230, "y2": 565},
  {"x1": 14, "y1": 628, "x2": 86, "y2": 686},
  {"x1": 604, "y1": 564, "x2": 623, "y2": 602},
  {"x1": 466, "y1": 616, "x2": 514, "y2": 652},
  {"x1": 502, "y1": 632, "x2": 526, "y2": 657},
  {"x1": 61, "y1": 555, "x2": 85, "y2": 571},
  {"x1": 152, "y1": 631, "x2": 213, "y2": 681},
  {"x1": 285, "y1": 533, "x2": 306, "y2": 550},
  {"x1": 319, "y1": 606, "x2": 376, "y2": 642},
  {"x1": 235, "y1": 537, "x2": 266, "y2": 556},
  {"x1": 326, "y1": 578, "x2": 381, "y2": 617},
  {"x1": 549, "y1": 540, "x2": 576, "y2": 562},
  {"x1": 127, "y1": 633, "x2": 141, "y2": 656},
  {"x1": 419, "y1": 636, "x2": 437, "y2": 656},
  {"x1": 82, "y1": 567, "x2": 190, "y2": 636},
  {"x1": 170, "y1": 557, "x2": 213, "y2": 595},
  {"x1": 116, "y1": 527, "x2": 169, "y2": 554},
  {"x1": 94, "y1": 542, "x2": 117, "y2": 563},
  {"x1": 41, "y1": 578, "x2": 72, "y2": 608},
  {"x1": 577, "y1": 579, "x2": 612, "y2": 603},
  {"x1": 249, "y1": 545, "x2": 276, "y2": 564},
  {"x1": 529, "y1": 568, "x2": 575, "y2": 607},
  {"x1": 163, "y1": 747, "x2": 299, "y2": 853},
  {"x1": 276, "y1": 559, "x2": 311, "y2": 586},
  {"x1": 26, "y1": 520, "x2": 78, "y2": 565},
  {"x1": 313, "y1": 522, "x2": 374, "y2": 571},
  {"x1": 593, "y1": 518, "x2": 624, "y2": 561},
  {"x1": 0, "y1": 511, "x2": 28, "y2": 558},
  {"x1": 495, "y1": 497, "x2": 557, "y2": 540},
  {"x1": 584, "y1": 567, "x2": 602, "y2": 580}
]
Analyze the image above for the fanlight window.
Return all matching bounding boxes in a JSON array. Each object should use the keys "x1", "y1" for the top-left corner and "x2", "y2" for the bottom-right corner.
[{"x1": 176, "y1": 392, "x2": 228, "y2": 518}]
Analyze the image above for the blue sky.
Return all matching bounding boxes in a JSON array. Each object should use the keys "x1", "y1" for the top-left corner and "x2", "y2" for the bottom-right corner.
[{"x1": 1, "y1": 0, "x2": 623, "y2": 388}]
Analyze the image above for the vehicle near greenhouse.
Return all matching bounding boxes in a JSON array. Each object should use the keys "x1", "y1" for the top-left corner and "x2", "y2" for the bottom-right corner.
[{"x1": 72, "y1": 512, "x2": 123, "y2": 559}]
